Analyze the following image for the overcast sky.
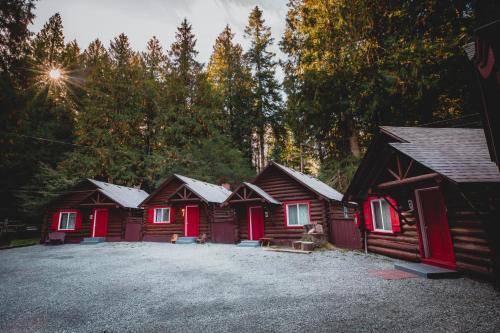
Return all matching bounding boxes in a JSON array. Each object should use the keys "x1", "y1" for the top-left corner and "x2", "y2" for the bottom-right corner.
[{"x1": 31, "y1": 0, "x2": 289, "y2": 80}]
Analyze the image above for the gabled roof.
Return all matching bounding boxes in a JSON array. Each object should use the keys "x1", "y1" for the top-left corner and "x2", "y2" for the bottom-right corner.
[
  {"x1": 381, "y1": 127, "x2": 500, "y2": 183},
  {"x1": 243, "y1": 182, "x2": 280, "y2": 204},
  {"x1": 223, "y1": 182, "x2": 280, "y2": 205},
  {"x1": 87, "y1": 179, "x2": 149, "y2": 209},
  {"x1": 170, "y1": 176, "x2": 232, "y2": 204},
  {"x1": 263, "y1": 161, "x2": 344, "y2": 201},
  {"x1": 139, "y1": 173, "x2": 197, "y2": 206}
]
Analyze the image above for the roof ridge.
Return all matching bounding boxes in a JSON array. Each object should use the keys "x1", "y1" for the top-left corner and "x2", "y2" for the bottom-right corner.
[
  {"x1": 174, "y1": 174, "x2": 228, "y2": 190},
  {"x1": 270, "y1": 161, "x2": 343, "y2": 201},
  {"x1": 87, "y1": 178, "x2": 145, "y2": 192}
]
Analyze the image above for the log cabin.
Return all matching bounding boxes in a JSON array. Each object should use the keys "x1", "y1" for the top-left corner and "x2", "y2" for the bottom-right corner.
[
  {"x1": 139, "y1": 174, "x2": 233, "y2": 243},
  {"x1": 223, "y1": 161, "x2": 357, "y2": 246},
  {"x1": 344, "y1": 126, "x2": 500, "y2": 281},
  {"x1": 43, "y1": 179, "x2": 148, "y2": 243}
]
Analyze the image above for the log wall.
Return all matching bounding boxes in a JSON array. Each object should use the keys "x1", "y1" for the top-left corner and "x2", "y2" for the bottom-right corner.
[
  {"x1": 106, "y1": 208, "x2": 126, "y2": 241},
  {"x1": 44, "y1": 183, "x2": 143, "y2": 243},
  {"x1": 209, "y1": 206, "x2": 236, "y2": 243},
  {"x1": 240, "y1": 166, "x2": 331, "y2": 245},
  {"x1": 142, "y1": 178, "x2": 184, "y2": 241},
  {"x1": 44, "y1": 182, "x2": 96, "y2": 243},
  {"x1": 142, "y1": 203, "x2": 211, "y2": 242},
  {"x1": 366, "y1": 209, "x2": 421, "y2": 262},
  {"x1": 445, "y1": 187, "x2": 496, "y2": 278}
]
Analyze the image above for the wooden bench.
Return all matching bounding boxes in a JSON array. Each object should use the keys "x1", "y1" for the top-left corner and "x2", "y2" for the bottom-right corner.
[{"x1": 46, "y1": 232, "x2": 65, "y2": 245}]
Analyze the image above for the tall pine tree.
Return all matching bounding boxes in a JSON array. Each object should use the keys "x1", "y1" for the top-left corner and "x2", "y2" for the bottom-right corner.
[
  {"x1": 0, "y1": 0, "x2": 36, "y2": 220},
  {"x1": 244, "y1": 6, "x2": 282, "y2": 171},
  {"x1": 207, "y1": 25, "x2": 253, "y2": 162}
]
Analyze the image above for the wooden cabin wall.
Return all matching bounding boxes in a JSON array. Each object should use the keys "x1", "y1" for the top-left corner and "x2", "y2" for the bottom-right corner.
[
  {"x1": 106, "y1": 208, "x2": 126, "y2": 241},
  {"x1": 142, "y1": 178, "x2": 183, "y2": 241},
  {"x1": 198, "y1": 204, "x2": 210, "y2": 239},
  {"x1": 43, "y1": 182, "x2": 96, "y2": 243},
  {"x1": 210, "y1": 205, "x2": 236, "y2": 243},
  {"x1": 254, "y1": 167, "x2": 329, "y2": 244},
  {"x1": 236, "y1": 206, "x2": 248, "y2": 241},
  {"x1": 366, "y1": 208, "x2": 421, "y2": 262},
  {"x1": 444, "y1": 186, "x2": 495, "y2": 279},
  {"x1": 142, "y1": 203, "x2": 210, "y2": 242}
]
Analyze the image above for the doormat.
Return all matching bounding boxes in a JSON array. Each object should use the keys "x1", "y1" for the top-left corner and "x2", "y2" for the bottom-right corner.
[{"x1": 368, "y1": 269, "x2": 418, "y2": 280}]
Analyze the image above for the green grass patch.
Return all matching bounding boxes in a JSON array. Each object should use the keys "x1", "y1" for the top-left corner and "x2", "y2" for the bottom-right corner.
[{"x1": 9, "y1": 238, "x2": 39, "y2": 247}]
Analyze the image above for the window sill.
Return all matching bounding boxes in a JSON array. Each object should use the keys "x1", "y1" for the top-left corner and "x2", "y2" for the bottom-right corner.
[
  {"x1": 153, "y1": 221, "x2": 171, "y2": 224},
  {"x1": 371, "y1": 230, "x2": 394, "y2": 235}
]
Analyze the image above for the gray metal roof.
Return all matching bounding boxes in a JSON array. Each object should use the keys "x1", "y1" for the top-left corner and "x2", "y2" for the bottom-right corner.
[
  {"x1": 271, "y1": 162, "x2": 344, "y2": 201},
  {"x1": 173, "y1": 174, "x2": 232, "y2": 204},
  {"x1": 87, "y1": 179, "x2": 149, "y2": 209},
  {"x1": 381, "y1": 127, "x2": 500, "y2": 183},
  {"x1": 243, "y1": 182, "x2": 281, "y2": 204}
]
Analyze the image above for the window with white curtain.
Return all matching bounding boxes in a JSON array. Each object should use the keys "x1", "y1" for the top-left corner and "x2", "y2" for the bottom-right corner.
[
  {"x1": 286, "y1": 203, "x2": 310, "y2": 227},
  {"x1": 371, "y1": 199, "x2": 392, "y2": 232},
  {"x1": 59, "y1": 212, "x2": 76, "y2": 230},
  {"x1": 154, "y1": 207, "x2": 171, "y2": 223}
]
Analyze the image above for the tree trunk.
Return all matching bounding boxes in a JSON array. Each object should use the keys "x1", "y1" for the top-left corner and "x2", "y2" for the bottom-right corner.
[
  {"x1": 259, "y1": 129, "x2": 265, "y2": 171},
  {"x1": 342, "y1": 112, "x2": 361, "y2": 158},
  {"x1": 349, "y1": 130, "x2": 361, "y2": 158}
]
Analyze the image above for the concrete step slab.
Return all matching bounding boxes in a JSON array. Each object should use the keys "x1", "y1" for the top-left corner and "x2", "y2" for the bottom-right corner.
[
  {"x1": 176, "y1": 237, "x2": 197, "y2": 244},
  {"x1": 80, "y1": 237, "x2": 106, "y2": 245},
  {"x1": 395, "y1": 262, "x2": 459, "y2": 279},
  {"x1": 237, "y1": 240, "x2": 261, "y2": 248}
]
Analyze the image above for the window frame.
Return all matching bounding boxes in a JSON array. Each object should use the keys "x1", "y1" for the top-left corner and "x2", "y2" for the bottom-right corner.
[
  {"x1": 284, "y1": 201, "x2": 311, "y2": 228},
  {"x1": 58, "y1": 211, "x2": 77, "y2": 231},
  {"x1": 153, "y1": 207, "x2": 171, "y2": 224},
  {"x1": 370, "y1": 199, "x2": 393, "y2": 233}
]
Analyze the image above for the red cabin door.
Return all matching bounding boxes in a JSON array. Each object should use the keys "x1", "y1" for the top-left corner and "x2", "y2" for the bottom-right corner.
[
  {"x1": 185, "y1": 205, "x2": 199, "y2": 237},
  {"x1": 416, "y1": 188, "x2": 456, "y2": 268},
  {"x1": 92, "y1": 209, "x2": 108, "y2": 238},
  {"x1": 248, "y1": 206, "x2": 264, "y2": 241}
]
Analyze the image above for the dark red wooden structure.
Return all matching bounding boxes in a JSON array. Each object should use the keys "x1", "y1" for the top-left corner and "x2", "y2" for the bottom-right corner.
[
  {"x1": 223, "y1": 161, "x2": 356, "y2": 246},
  {"x1": 344, "y1": 126, "x2": 500, "y2": 281},
  {"x1": 42, "y1": 179, "x2": 148, "y2": 243},
  {"x1": 140, "y1": 174, "x2": 234, "y2": 243},
  {"x1": 466, "y1": 2, "x2": 500, "y2": 171}
]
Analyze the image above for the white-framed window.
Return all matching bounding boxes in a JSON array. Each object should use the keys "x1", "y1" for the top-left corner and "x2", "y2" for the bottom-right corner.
[
  {"x1": 59, "y1": 212, "x2": 76, "y2": 230},
  {"x1": 154, "y1": 207, "x2": 171, "y2": 223},
  {"x1": 286, "y1": 202, "x2": 310, "y2": 227},
  {"x1": 371, "y1": 199, "x2": 392, "y2": 232}
]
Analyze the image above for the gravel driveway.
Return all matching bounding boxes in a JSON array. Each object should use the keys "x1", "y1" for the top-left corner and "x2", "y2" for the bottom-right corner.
[{"x1": 0, "y1": 243, "x2": 499, "y2": 333}]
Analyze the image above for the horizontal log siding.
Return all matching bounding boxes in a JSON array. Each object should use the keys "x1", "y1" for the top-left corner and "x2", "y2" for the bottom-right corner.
[
  {"x1": 367, "y1": 209, "x2": 421, "y2": 262},
  {"x1": 142, "y1": 202, "x2": 210, "y2": 242},
  {"x1": 212, "y1": 206, "x2": 234, "y2": 224},
  {"x1": 252, "y1": 167, "x2": 329, "y2": 244},
  {"x1": 445, "y1": 188, "x2": 495, "y2": 278},
  {"x1": 43, "y1": 182, "x2": 96, "y2": 243},
  {"x1": 142, "y1": 178, "x2": 183, "y2": 241},
  {"x1": 106, "y1": 208, "x2": 126, "y2": 241}
]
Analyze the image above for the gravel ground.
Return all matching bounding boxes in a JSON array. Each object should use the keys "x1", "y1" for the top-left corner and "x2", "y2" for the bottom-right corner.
[{"x1": 0, "y1": 243, "x2": 499, "y2": 333}]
